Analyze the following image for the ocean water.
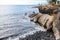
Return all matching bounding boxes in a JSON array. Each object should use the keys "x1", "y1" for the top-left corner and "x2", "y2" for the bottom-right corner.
[{"x1": 0, "y1": 5, "x2": 46, "y2": 40}]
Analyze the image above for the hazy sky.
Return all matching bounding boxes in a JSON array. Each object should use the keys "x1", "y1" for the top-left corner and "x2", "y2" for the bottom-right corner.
[{"x1": 0, "y1": 0, "x2": 48, "y2": 5}]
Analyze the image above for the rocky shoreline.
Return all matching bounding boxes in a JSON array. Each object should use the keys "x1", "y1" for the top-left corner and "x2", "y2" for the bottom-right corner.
[
  {"x1": 20, "y1": 16, "x2": 60, "y2": 40},
  {"x1": 20, "y1": 31, "x2": 55, "y2": 40}
]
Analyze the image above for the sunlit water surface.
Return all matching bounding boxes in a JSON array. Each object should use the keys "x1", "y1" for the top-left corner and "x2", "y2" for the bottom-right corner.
[{"x1": 0, "y1": 5, "x2": 46, "y2": 40}]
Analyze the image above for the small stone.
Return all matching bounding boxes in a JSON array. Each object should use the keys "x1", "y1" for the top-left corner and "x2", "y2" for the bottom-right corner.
[{"x1": 41, "y1": 39, "x2": 45, "y2": 40}]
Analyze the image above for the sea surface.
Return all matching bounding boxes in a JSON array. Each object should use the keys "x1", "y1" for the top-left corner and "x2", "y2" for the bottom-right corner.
[{"x1": 0, "y1": 5, "x2": 46, "y2": 40}]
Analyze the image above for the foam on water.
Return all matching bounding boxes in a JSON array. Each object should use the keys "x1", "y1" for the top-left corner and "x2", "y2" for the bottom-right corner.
[
  {"x1": 1, "y1": 17, "x2": 47, "y2": 40},
  {"x1": 19, "y1": 27, "x2": 46, "y2": 38},
  {"x1": 5, "y1": 27, "x2": 46, "y2": 40},
  {"x1": 0, "y1": 5, "x2": 47, "y2": 40},
  {"x1": 18, "y1": 14, "x2": 30, "y2": 23}
]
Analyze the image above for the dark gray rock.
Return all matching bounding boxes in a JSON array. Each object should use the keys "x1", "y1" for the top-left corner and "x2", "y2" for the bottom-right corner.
[{"x1": 19, "y1": 31, "x2": 56, "y2": 40}]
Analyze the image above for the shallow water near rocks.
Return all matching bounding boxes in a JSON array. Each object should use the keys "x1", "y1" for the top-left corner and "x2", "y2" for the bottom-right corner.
[{"x1": 0, "y1": 5, "x2": 47, "y2": 40}]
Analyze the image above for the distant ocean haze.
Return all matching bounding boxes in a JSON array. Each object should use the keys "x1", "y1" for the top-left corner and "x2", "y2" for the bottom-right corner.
[{"x1": 0, "y1": 5, "x2": 39, "y2": 16}]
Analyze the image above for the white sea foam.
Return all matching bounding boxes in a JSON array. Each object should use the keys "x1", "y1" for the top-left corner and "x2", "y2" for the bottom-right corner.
[
  {"x1": 35, "y1": 27, "x2": 47, "y2": 31},
  {"x1": 3, "y1": 25, "x2": 47, "y2": 40},
  {"x1": 19, "y1": 27, "x2": 46, "y2": 38},
  {"x1": 1, "y1": 14, "x2": 47, "y2": 40},
  {"x1": 18, "y1": 14, "x2": 30, "y2": 23}
]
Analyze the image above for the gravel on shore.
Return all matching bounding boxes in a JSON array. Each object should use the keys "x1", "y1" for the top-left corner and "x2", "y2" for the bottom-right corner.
[{"x1": 19, "y1": 30, "x2": 56, "y2": 40}]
